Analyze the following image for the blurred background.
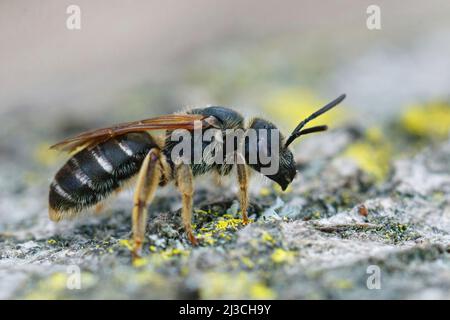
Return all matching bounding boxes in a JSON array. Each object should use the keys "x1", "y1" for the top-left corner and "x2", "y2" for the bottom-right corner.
[
  {"x1": 2, "y1": 0, "x2": 450, "y2": 201},
  {"x1": 2, "y1": 0, "x2": 450, "y2": 117},
  {"x1": 2, "y1": 0, "x2": 450, "y2": 225}
]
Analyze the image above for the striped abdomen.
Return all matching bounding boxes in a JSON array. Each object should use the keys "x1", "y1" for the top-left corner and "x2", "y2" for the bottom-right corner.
[{"x1": 49, "y1": 132, "x2": 158, "y2": 219}]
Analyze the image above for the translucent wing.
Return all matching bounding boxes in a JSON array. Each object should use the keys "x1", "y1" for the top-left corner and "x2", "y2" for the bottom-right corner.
[{"x1": 50, "y1": 114, "x2": 214, "y2": 152}]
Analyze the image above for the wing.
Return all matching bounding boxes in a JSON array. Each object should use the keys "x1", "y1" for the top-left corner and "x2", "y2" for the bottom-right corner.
[{"x1": 50, "y1": 114, "x2": 216, "y2": 153}]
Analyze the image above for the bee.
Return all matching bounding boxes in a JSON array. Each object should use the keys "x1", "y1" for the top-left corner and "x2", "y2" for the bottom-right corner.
[{"x1": 49, "y1": 94, "x2": 345, "y2": 259}]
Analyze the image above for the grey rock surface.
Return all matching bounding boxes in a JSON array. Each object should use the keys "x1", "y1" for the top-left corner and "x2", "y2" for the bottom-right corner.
[{"x1": 1, "y1": 126, "x2": 449, "y2": 299}]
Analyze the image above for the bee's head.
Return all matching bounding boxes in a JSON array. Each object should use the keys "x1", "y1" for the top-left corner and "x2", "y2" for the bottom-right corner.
[
  {"x1": 244, "y1": 94, "x2": 346, "y2": 191},
  {"x1": 244, "y1": 119, "x2": 296, "y2": 191}
]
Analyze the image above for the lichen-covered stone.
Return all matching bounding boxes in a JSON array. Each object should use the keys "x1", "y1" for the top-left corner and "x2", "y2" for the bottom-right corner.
[{"x1": 1, "y1": 126, "x2": 450, "y2": 299}]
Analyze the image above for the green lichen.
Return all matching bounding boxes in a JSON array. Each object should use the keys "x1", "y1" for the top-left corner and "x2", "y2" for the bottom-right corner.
[{"x1": 367, "y1": 217, "x2": 421, "y2": 244}]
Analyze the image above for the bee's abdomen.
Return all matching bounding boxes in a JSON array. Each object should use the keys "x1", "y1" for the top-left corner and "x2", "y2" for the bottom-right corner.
[{"x1": 49, "y1": 132, "x2": 158, "y2": 215}]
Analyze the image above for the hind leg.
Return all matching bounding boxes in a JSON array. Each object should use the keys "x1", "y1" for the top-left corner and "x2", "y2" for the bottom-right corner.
[
  {"x1": 131, "y1": 149, "x2": 161, "y2": 260},
  {"x1": 175, "y1": 164, "x2": 198, "y2": 246}
]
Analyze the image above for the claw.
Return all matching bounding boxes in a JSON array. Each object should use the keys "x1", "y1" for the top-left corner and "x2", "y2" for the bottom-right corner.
[
  {"x1": 241, "y1": 210, "x2": 250, "y2": 225},
  {"x1": 131, "y1": 239, "x2": 143, "y2": 262},
  {"x1": 188, "y1": 232, "x2": 199, "y2": 246}
]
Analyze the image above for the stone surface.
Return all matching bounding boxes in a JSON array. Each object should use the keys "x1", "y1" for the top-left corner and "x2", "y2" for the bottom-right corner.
[{"x1": 1, "y1": 120, "x2": 449, "y2": 299}]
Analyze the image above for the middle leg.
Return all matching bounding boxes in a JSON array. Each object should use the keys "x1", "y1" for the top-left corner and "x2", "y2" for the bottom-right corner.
[
  {"x1": 236, "y1": 163, "x2": 249, "y2": 224},
  {"x1": 175, "y1": 164, "x2": 198, "y2": 246}
]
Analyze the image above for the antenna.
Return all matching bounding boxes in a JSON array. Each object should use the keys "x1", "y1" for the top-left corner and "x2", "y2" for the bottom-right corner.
[{"x1": 284, "y1": 94, "x2": 346, "y2": 147}]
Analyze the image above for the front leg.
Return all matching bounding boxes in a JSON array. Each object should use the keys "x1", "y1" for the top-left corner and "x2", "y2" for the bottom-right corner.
[
  {"x1": 175, "y1": 164, "x2": 198, "y2": 246},
  {"x1": 131, "y1": 149, "x2": 161, "y2": 260},
  {"x1": 236, "y1": 163, "x2": 249, "y2": 224}
]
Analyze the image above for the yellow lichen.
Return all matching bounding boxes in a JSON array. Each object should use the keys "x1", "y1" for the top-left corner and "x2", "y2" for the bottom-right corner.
[
  {"x1": 344, "y1": 126, "x2": 392, "y2": 183},
  {"x1": 159, "y1": 248, "x2": 189, "y2": 259},
  {"x1": 118, "y1": 239, "x2": 133, "y2": 251},
  {"x1": 401, "y1": 102, "x2": 450, "y2": 139},
  {"x1": 143, "y1": 248, "x2": 190, "y2": 267},
  {"x1": 271, "y1": 248, "x2": 296, "y2": 264},
  {"x1": 330, "y1": 279, "x2": 353, "y2": 289},
  {"x1": 263, "y1": 89, "x2": 346, "y2": 129},
  {"x1": 197, "y1": 232, "x2": 216, "y2": 245},
  {"x1": 132, "y1": 257, "x2": 149, "y2": 268},
  {"x1": 344, "y1": 143, "x2": 391, "y2": 182},
  {"x1": 47, "y1": 239, "x2": 57, "y2": 245},
  {"x1": 34, "y1": 143, "x2": 62, "y2": 166},
  {"x1": 215, "y1": 218, "x2": 244, "y2": 231},
  {"x1": 219, "y1": 233, "x2": 233, "y2": 241},
  {"x1": 259, "y1": 187, "x2": 271, "y2": 197},
  {"x1": 250, "y1": 283, "x2": 276, "y2": 299},
  {"x1": 25, "y1": 272, "x2": 96, "y2": 300},
  {"x1": 132, "y1": 269, "x2": 166, "y2": 287},
  {"x1": 366, "y1": 126, "x2": 384, "y2": 143},
  {"x1": 45, "y1": 273, "x2": 67, "y2": 291},
  {"x1": 261, "y1": 231, "x2": 276, "y2": 245},
  {"x1": 241, "y1": 257, "x2": 255, "y2": 269},
  {"x1": 199, "y1": 272, "x2": 276, "y2": 299}
]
